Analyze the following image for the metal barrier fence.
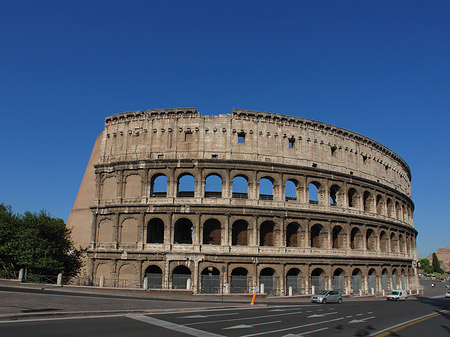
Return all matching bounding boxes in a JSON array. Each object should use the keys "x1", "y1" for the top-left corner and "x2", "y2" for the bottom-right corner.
[
  {"x1": 0, "y1": 270, "x2": 18, "y2": 280},
  {"x1": 333, "y1": 275, "x2": 345, "y2": 292},
  {"x1": 260, "y1": 276, "x2": 277, "y2": 295},
  {"x1": 311, "y1": 276, "x2": 325, "y2": 292},
  {"x1": 172, "y1": 274, "x2": 190, "y2": 289},
  {"x1": 286, "y1": 275, "x2": 302, "y2": 295},
  {"x1": 230, "y1": 275, "x2": 249, "y2": 293},
  {"x1": 145, "y1": 273, "x2": 163, "y2": 289},
  {"x1": 201, "y1": 275, "x2": 220, "y2": 293}
]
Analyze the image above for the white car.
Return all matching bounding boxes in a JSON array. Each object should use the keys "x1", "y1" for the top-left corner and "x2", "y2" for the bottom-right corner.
[
  {"x1": 445, "y1": 291, "x2": 450, "y2": 298},
  {"x1": 387, "y1": 290, "x2": 407, "y2": 301}
]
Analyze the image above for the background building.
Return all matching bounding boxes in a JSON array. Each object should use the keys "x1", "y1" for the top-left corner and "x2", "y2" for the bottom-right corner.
[{"x1": 68, "y1": 108, "x2": 418, "y2": 295}]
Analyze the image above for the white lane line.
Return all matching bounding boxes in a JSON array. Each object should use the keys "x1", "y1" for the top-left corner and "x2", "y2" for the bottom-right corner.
[
  {"x1": 0, "y1": 314, "x2": 125, "y2": 324},
  {"x1": 180, "y1": 312, "x2": 238, "y2": 319},
  {"x1": 223, "y1": 320, "x2": 282, "y2": 330},
  {"x1": 240, "y1": 316, "x2": 346, "y2": 337},
  {"x1": 186, "y1": 310, "x2": 304, "y2": 326},
  {"x1": 127, "y1": 314, "x2": 224, "y2": 337},
  {"x1": 307, "y1": 312, "x2": 337, "y2": 318},
  {"x1": 356, "y1": 313, "x2": 363, "y2": 316},
  {"x1": 349, "y1": 316, "x2": 376, "y2": 324},
  {"x1": 282, "y1": 326, "x2": 329, "y2": 336}
]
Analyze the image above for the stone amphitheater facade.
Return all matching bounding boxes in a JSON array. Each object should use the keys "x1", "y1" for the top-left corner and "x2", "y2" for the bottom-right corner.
[{"x1": 67, "y1": 108, "x2": 419, "y2": 296}]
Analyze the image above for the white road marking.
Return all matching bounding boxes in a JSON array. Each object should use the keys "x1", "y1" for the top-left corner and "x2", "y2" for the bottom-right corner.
[
  {"x1": 356, "y1": 313, "x2": 363, "y2": 316},
  {"x1": 282, "y1": 327, "x2": 329, "y2": 336},
  {"x1": 307, "y1": 312, "x2": 337, "y2": 318},
  {"x1": 348, "y1": 316, "x2": 376, "y2": 324},
  {"x1": 346, "y1": 315, "x2": 352, "y2": 318},
  {"x1": 186, "y1": 310, "x2": 304, "y2": 326},
  {"x1": 180, "y1": 312, "x2": 238, "y2": 319},
  {"x1": 240, "y1": 316, "x2": 346, "y2": 337},
  {"x1": 127, "y1": 314, "x2": 224, "y2": 337},
  {"x1": 223, "y1": 320, "x2": 281, "y2": 330},
  {"x1": 0, "y1": 313, "x2": 125, "y2": 324}
]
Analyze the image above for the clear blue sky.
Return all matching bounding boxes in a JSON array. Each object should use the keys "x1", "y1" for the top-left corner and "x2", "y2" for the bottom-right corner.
[{"x1": 1, "y1": 1, "x2": 449, "y2": 258}]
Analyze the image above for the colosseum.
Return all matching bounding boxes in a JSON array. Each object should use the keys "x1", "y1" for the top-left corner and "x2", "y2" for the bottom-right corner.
[{"x1": 67, "y1": 108, "x2": 419, "y2": 296}]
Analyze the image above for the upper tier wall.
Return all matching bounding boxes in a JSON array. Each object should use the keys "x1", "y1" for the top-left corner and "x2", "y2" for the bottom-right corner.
[{"x1": 99, "y1": 108, "x2": 412, "y2": 197}]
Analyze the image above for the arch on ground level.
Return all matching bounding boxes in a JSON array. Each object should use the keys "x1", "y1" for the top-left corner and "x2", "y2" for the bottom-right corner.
[
  {"x1": 150, "y1": 174, "x2": 167, "y2": 197},
  {"x1": 232, "y1": 220, "x2": 249, "y2": 246},
  {"x1": 260, "y1": 268, "x2": 277, "y2": 295},
  {"x1": 172, "y1": 265, "x2": 191, "y2": 290},
  {"x1": 230, "y1": 267, "x2": 249, "y2": 293},
  {"x1": 286, "y1": 268, "x2": 301, "y2": 295},
  {"x1": 202, "y1": 218, "x2": 221, "y2": 245},
  {"x1": 174, "y1": 218, "x2": 193, "y2": 244},
  {"x1": 381, "y1": 268, "x2": 389, "y2": 291},
  {"x1": 96, "y1": 264, "x2": 112, "y2": 286},
  {"x1": 366, "y1": 229, "x2": 376, "y2": 251},
  {"x1": 205, "y1": 174, "x2": 222, "y2": 198},
  {"x1": 351, "y1": 268, "x2": 362, "y2": 293},
  {"x1": 400, "y1": 269, "x2": 407, "y2": 289},
  {"x1": 332, "y1": 225, "x2": 344, "y2": 249},
  {"x1": 309, "y1": 182, "x2": 320, "y2": 204},
  {"x1": 260, "y1": 221, "x2": 275, "y2": 246},
  {"x1": 311, "y1": 268, "x2": 326, "y2": 293},
  {"x1": 259, "y1": 177, "x2": 274, "y2": 200},
  {"x1": 201, "y1": 266, "x2": 220, "y2": 294},
  {"x1": 144, "y1": 265, "x2": 162, "y2": 289},
  {"x1": 177, "y1": 173, "x2": 195, "y2": 197},
  {"x1": 232, "y1": 175, "x2": 248, "y2": 199},
  {"x1": 368, "y1": 268, "x2": 377, "y2": 293},
  {"x1": 392, "y1": 269, "x2": 399, "y2": 290},
  {"x1": 118, "y1": 264, "x2": 137, "y2": 288},
  {"x1": 332, "y1": 268, "x2": 345, "y2": 291},
  {"x1": 147, "y1": 218, "x2": 164, "y2": 243},
  {"x1": 311, "y1": 224, "x2": 324, "y2": 248},
  {"x1": 286, "y1": 222, "x2": 301, "y2": 247},
  {"x1": 285, "y1": 179, "x2": 297, "y2": 201}
]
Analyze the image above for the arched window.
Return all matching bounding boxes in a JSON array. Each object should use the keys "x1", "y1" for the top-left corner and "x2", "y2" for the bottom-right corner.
[
  {"x1": 348, "y1": 188, "x2": 358, "y2": 208},
  {"x1": 311, "y1": 268, "x2": 325, "y2": 293},
  {"x1": 286, "y1": 268, "x2": 301, "y2": 295},
  {"x1": 333, "y1": 268, "x2": 345, "y2": 291},
  {"x1": 390, "y1": 233, "x2": 398, "y2": 253},
  {"x1": 232, "y1": 175, "x2": 248, "y2": 199},
  {"x1": 379, "y1": 231, "x2": 388, "y2": 252},
  {"x1": 260, "y1": 268, "x2": 277, "y2": 295},
  {"x1": 332, "y1": 226, "x2": 344, "y2": 249},
  {"x1": 151, "y1": 174, "x2": 167, "y2": 197},
  {"x1": 201, "y1": 267, "x2": 220, "y2": 294},
  {"x1": 366, "y1": 229, "x2": 376, "y2": 250},
  {"x1": 177, "y1": 174, "x2": 195, "y2": 197},
  {"x1": 285, "y1": 180, "x2": 297, "y2": 201},
  {"x1": 387, "y1": 198, "x2": 394, "y2": 217},
  {"x1": 205, "y1": 174, "x2": 222, "y2": 198},
  {"x1": 232, "y1": 220, "x2": 248, "y2": 246},
  {"x1": 286, "y1": 222, "x2": 300, "y2": 247},
  {"x1": 147, "y1": 218, "x2": 164, "y2": 243},
  {"x1": 174, "y1": 218, "x2": 193, "y2": 244},
  {"x1": 309, "y1": 182, "x2": 320, "y2": 204},
  {"x1": 352, "y1": 269, "x2": 362, "y2": 293},
  {"x1": 202, "y1": 219, "x2": 221, "y2": 245},
  {"x1": 230, "y1": 267, "x2": 248, "y2": 293},
  {"x1": 260, "y1": 221, "x2": 275, "y2": 246},
  {"x1": 172, "y1": 265, "x2": 191, "y2": 289},
  {"x1": 350, "y1": 227, "x2": 362, "y2": 249},
  {"x1": 144, "y1": 265, "x2": 162, "y2": 289},
  {"x1": 330, "y1": 185, "x2": 340, "y2": 206},
  {"x1": 259, "y1": 178, "x2": 273, "y2": 200},
  {"x1": 368, "y1": 269, "x2": 377, "y2": 293},
  {"x1": 310, "y1": 224, "x2": 323, "y2": 248},
  {"x1": 363, "y1": 191, "x2": 372, "y2": 212},
  {"x1": 376, "y1": 195, "x2": 383, "y2": 214},
  {"x1": 395, "y1": 202, "x2": 402, "y2": 219}
]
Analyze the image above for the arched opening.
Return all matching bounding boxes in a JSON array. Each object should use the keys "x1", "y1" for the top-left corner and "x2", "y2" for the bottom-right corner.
[
  {"x1": 174, "y1": 218, "x2": 193, "y2": 244},
  {"x1": 350, "y1": 227, "x2": 363, "y2": 250},
  {"x1": 232, "y1": 220, "x2": 249, "y2": 246},
  {"x1": 376, "y1": 195, "x2": 383, "y2": 214},
  {"x1": 311, "y1": 268, "x2": 325, "y2": 293},
  {"x1": 366, "y1": 229, "x2": 376, "y2": 251},
  {"x1": 309, "y1": 182, "x2": 320, "y2": 204},
  {"x1": 205, "y1": 174, "x2": 222, "y2": 198},
  {"x1": 310, "y1": 224, "x2": 323, "y2": 248},
  {"x1": 352, "y1": 269, "x2": 362, "y2": 294},
  {"x1": 201, "y1": 267, "x2": 220, "y2": 294},
  {"x1": 150, "y1": 174, "x2": 167, "y2": 197},
  {"x1": 259, "y1": 177, "x2": 273, "y2": 200},
  {"x1": 285, "y1": 179, "x2": 297, "y2": 201},
  {"x1": 260, "y1": 221, "x2": 275, "y2": 246},
  {"x1": 368, "y1": 269, "x2": 377, "y2": 293},
  {"x1": 144, "y1": 265, "x2": 162, "y2": 289},
  {"x1": 392, "y1": 269, "x2": 398, "y2": 290},
  {"x1": 395, "y1": 202, "x2": 402, "y2": 219},
  {"x1": 399, "y1": 234, "x2": 406, "y2": 253},
  {"x1": 330, "y1": 185, "x2": 340, "y2": 206},
  {"x1": 260, "y1": 268, "x2": 277, "y2": 295},
  {"x1": 202, "y1": 219, "x2": 221, "y2": 245},
  {"x1": 232, "y1": 175, "x2": 248, "y2": 199},
  {"x1": 379, "y1": 231, "x2": 388, "y2": 252},
  {"x1": 401, "y1": 269, "x2": 406, "y2": 289},
  {"x1": 332, "y1": 225, "x2": 344, "y2": 249},
  {"x1": 387, "y1": 198, "x2": 394, "y2": 217},
  {"x1": 382, "y1": 269, "x2": 389, "y2": 291},
  {"x1": 230, "y1": 267, "x2": 248, "y2": 293},
  {"x1": 286, "y1": 222, "x2": 300, "y2": 247},
  {"x1": 177, "y1": 173, "x2": 195, "y2": 197},
  {"x1": 348, "y1": 188, "x2": 358, "y2": 208},
  {"x1": 390, "y1": 233, "x2": 398, "y2": 253},
  {"x1": 363, "y1": 191, "x2": 372, "y2": 212},
  {"x1": 332, "y1": 268, "x2": 345, "y2": 291},
  {"x1": 172, "y1": 265, "x2": 191, "y2": 289},
  {"x1": 286, "y1": 268, "x2": 301, "y2": 295},
  {"x1": 146, "y1": 218, "x2": 164, "y2": 243}
]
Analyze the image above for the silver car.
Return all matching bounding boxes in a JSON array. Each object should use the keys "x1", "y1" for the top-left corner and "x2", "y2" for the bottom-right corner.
[{"x1": 311, "y1": 290, "x2": 343, "y2": 304}]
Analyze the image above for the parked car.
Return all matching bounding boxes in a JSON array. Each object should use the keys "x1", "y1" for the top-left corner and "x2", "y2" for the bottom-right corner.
[
  {"x1": 387, "y1": 290, "x2": 408, "y2": 301},
  {"x1": 311, "y1": 290, "x2": 342, "y2": 304},
  {"x1": 445, "y1": 291, "x2": 450, "y2": 298}
]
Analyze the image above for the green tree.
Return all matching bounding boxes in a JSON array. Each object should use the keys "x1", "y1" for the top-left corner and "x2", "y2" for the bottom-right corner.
[
  {"x1": 420, "y1": 258, "x2": 434, "y2": 274},
  {"x1": 432, "y1": 253, "x2": 444, "y2": 274},
  {"x1": 0, "y1": 204, "x2": 84, "y2": 277}
]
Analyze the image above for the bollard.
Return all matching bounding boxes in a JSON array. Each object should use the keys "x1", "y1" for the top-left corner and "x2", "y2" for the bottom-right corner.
[
  {"x1": 186, "y1": 278, "x2": 192, "y2": 290},
  {"x1": 100, "y1": 275, "x2": 105, "y2": 288},
  {"x1": 289, "y1": 286, "x2": 293, "y2": 297},
  {"x1": 311, "y1": 285, "x2": 315, "y2": 295},
  {"x1": 382, "y1": 289, "x2": 385, "y2": 296},
  {"x1": 143, "y1": 277, "x2": 149, "y2": 290},
  {"x1": 250, "y1": 293, "x2": 256, "y2": 305},
  {"x1": 371, "y1": 287, "x2": 374, "y2": 295},
  {"x1": 260, "y1": 283, "x2": 264, "y2": 294},
  {"x1": 57, "y1": 273, "x2": 63, "y2": 287},
  {"x1": 18, "y1": 269, "x2": 24, "y2": 282}
]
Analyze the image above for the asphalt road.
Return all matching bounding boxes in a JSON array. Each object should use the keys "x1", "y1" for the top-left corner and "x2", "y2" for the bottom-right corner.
[{"x1": 0, "y1": 279, "x2": 449, "y2": 336}]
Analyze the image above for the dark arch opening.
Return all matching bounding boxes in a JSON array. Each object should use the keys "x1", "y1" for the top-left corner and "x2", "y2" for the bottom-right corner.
[
  {"x1": 147, "y1": 218, "x2": 164, "y2": 243},
  {"x1": 203, "y1": 219, "x2": 221, "y2": 245},
  {"x1": 174, "y1": 218, "x2": 193, "y2": 244}
]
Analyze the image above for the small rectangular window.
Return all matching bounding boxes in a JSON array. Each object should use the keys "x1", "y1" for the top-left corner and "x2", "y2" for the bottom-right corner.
[
  {"x1": 289, "y1": 138, "x2": 295, "y2": 148},
  {"x1": 211, "y1": 154, "x2": 218, "y2": 159},
  {"x1": 238, "y1": 132, "x2": 245, "y2": 143}
]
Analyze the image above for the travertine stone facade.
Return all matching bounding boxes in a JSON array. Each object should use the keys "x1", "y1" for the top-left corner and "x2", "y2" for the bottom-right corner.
[{"x1": 68, "y1": 108, "x2": 418, "y2": 296}]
